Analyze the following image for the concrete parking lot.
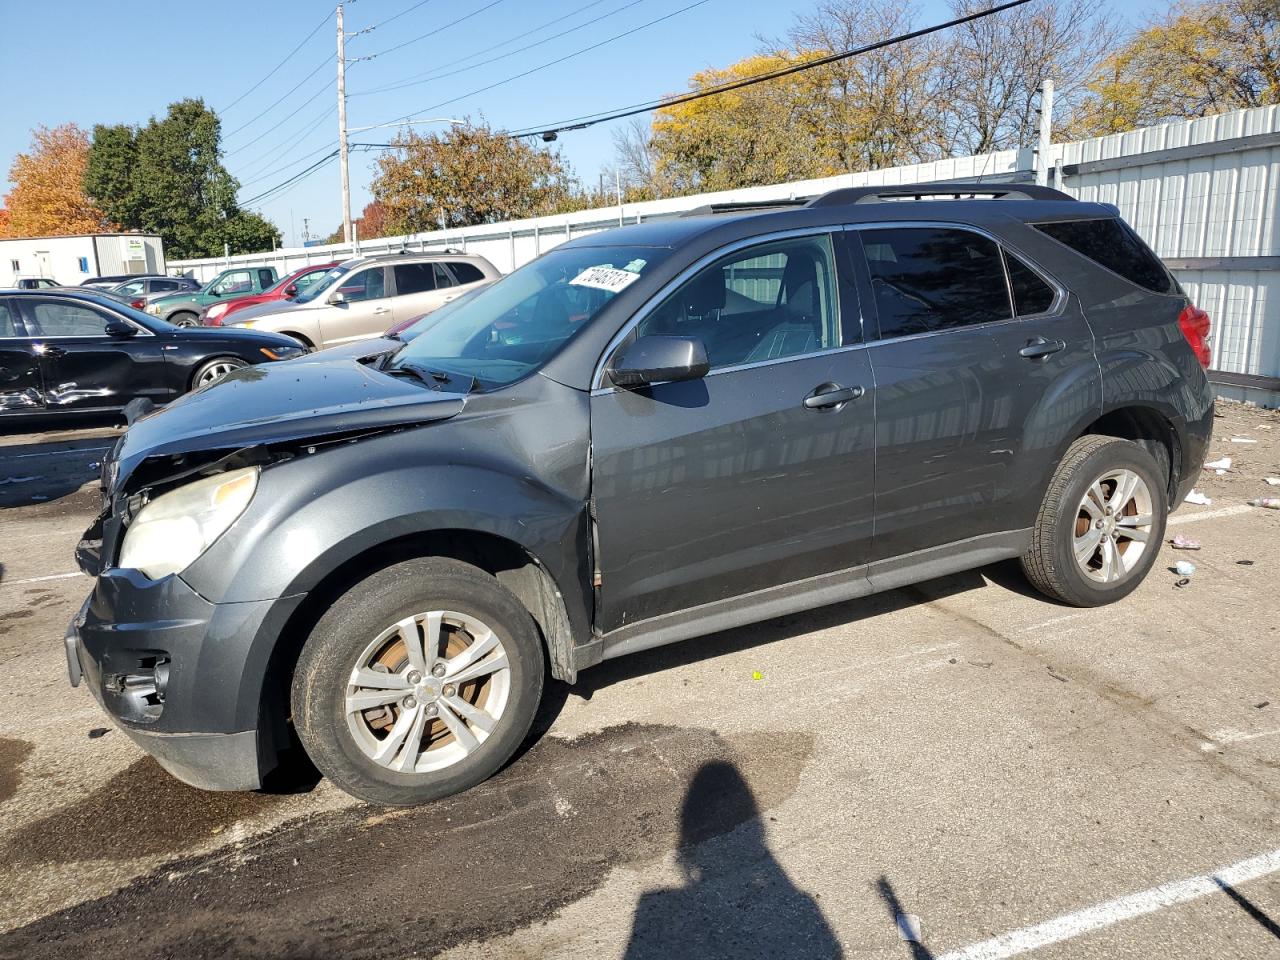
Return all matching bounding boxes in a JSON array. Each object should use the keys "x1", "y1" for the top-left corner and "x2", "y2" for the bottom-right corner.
[{"x1": 0, "y1": 403, "x2": 1278, "y2": 960}]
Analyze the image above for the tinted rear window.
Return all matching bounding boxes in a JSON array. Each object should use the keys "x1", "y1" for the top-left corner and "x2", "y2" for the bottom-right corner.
[
  {"x1": 1033, "y1": 218, "x2": 1171, "y2": 293},
  {"x1": 1005, "y1": 253, "x2": 1056, "y2": 316},
  {"x1": 449, "y1": 262, "x2": 485, "y2": 284}
]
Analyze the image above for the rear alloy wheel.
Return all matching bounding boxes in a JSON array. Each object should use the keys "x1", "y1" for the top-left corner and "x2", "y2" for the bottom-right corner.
[
  {"x1": 1021, "y1": 435, "x2": 1167, "y2": 606},
  {"x1": 192, "y1": 357, "x2": 246, "y2": 389},
  {"x1": 171, "y1": 312, "x2": 200, "y2": 328},
  {"x1": 292, "y1": 558, "x2": 544, "y2": 805}
]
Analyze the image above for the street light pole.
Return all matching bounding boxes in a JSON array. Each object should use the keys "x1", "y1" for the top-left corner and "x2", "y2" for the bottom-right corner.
[{"x1": 337, "y1": 3, "x2": 353, "y2": 244}]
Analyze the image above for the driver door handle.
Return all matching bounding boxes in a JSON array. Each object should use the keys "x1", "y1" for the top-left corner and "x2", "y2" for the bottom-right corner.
[
  {"x1": 1019, "y1": 337, "x2": 1067, "y2": 359},
  {"x1": 803, "y1": 383, "x2": 864, "y2": 409},
  {"x1": 35, "y1": 344, "x2": 67, "y2": 360},
  {"x1": 372, "y1": 307, "x2": 391, "y2": 315}
]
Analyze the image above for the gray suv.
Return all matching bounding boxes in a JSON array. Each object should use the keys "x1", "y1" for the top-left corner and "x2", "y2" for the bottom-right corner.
[{"x1": 67, "y1": 184, "x2": 1214, "y2": 805}]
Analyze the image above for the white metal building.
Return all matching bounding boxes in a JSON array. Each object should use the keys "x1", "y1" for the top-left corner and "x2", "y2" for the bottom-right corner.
[{"x1": 0, "y1": 233, "x2": 165, "y2": 286}]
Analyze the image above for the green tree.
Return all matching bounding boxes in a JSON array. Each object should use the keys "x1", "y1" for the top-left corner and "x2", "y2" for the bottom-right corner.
[
  {"x1": 84, "y1": 99, "x2": 280, "y2": 258},
  {"x1": 370, "y1": 121, "x2": 576, "y2": 232}
]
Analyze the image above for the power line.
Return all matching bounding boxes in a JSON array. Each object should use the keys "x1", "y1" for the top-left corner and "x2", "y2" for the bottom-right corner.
[
  {"x1": 219, "y1": 8, "x2": 333, "y2": 113},
  {"x1": 223, "y1": 54, "x2": 332, "y2": 139},
  {"x1": 361, "y1": 0, "x2": 434, "y2": 32},
  {"x1": 509, "y1": 0, "x2": 1033, "y2": 139},
  {"x1": 225, "y1": 83, "x2": 333, "y2": 158},
  {"x1": 240, "y1": 150, "x2": 339, "y2": 206},
  {"x1": 386, "y1": 0, "x2": 712, "y2": 126},
  {"x1": 352, "y1": 0, "x2": 647, "y2": 97},
  {"x1": 352, "y1": 0, "x2": 508, "y2": 62},
  {"x1": 238, "y1": 139, "x2": 340, "y2": 189},
  {"x1": 231, "y1": 102, "x2": 337, "y2": 175}
]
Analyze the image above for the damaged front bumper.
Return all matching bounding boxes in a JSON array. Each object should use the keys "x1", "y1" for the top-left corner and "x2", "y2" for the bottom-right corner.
[{"x1": 65, "y1": 567, "x2": 304, "y2": 791}]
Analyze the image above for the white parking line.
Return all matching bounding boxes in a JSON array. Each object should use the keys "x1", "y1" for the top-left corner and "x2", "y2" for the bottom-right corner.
[
  {"x1": 1199, "y1": 727, "x2": 1280, "y2": 751},
  {"x1": 937, "y1": 846, "x2": 1280, "y2": 960},
  {"x1": 0, "y1": 571, "x2": 85, "y2": 589},
  {"x1": 1167, "y1": 504, "x2": 1253, "y2": 526},
  {"x1": 1, "y1": 445, "x2": 111, "y2": 460}
]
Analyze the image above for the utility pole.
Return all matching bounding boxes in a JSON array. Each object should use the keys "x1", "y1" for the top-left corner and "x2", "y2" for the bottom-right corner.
[
  {"x1": 337, "y1": 3, "x2": 353, "y2": 243},
  {"x1": 1035, "y1": 77, "x2": 1054, "y2": 187}
]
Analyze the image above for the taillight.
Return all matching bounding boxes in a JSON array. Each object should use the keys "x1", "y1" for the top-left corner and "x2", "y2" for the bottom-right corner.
[
  {"x1": 130, "y1": 298, "x2": 146, "y2": 310},
  {"x1": 1178, "y1": 304, "x2": 1211, "y2": 369}
]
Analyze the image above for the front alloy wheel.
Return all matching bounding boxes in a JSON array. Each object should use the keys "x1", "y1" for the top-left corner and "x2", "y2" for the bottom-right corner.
[
  {"x1": 292, "y1": 557, "x2": 544, "y2": 805},
  {"x1": 344, "y1": 610, "x2": 511, "y2": 773}
]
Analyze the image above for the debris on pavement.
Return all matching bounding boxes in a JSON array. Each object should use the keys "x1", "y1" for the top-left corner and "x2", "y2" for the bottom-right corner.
[
  {"x1": 1174, "y1": 560, "x2": 1197, "y2": 577},
  {"x1": 1203, "y1": 456, "x2": 1232, "y2": 471},
  {"x1": 88, "y1": 728, "x2": 109, "y2": 739},
  {"x1": 0, "y1": 476, "x2": 39, "y2": 485},
  {"x1": 1264, "y1": 477, "x2": 1280, "y2": 485},
  {"x1": 1248, "y1": 497, "x2": 1280, "y2": 509},
  {"x1": 1230, "y1": 436, "x2": 1259, "y2": 444},
  {"x1": 752, "y1": 670, "x2": 763, "y2": 681},
  {"x1": 1170, "y1": 534, "x2": 1202, "y2": 550},
  {"x1": 1185, "y1": 489, "x2": 1213, "y2": 505}
]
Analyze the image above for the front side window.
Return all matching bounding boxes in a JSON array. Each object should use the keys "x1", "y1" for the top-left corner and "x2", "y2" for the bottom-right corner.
[
  {"x1": 394, "y1": 263, "x2": 436, "y2": 296},
  {"x1": 27, "y1": 301, "x2": 109, "y2": 337},
  {"x1": 860, "y1": 227, "x2": 1011, "y2": 338},
  {"x1": 339, "y1": 267, "x2": 386, "y2": 302},
  {"x1": 391, "y1": 244, "x2": 669, "y2": 390},
  {"x1": 635, "y1": 234, "x2": 840, "y2": 369},
  {"x1": 0, "y1": 301, "x2": 18, "y2": 337},
  {"x1": 1033, "y1": 217, "x2": 1172, "y2": 294},
  {"x1": 212, "y1": 270, "x2": 252, "y2": 296}
]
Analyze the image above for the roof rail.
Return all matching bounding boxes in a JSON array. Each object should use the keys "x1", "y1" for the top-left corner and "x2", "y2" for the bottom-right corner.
[
  {"x1": 807, "y1": 181, "x2": 1074, "y2": 207},
  {"x1": 680, "y1": 198, "x2": 809, "y2": 218}
]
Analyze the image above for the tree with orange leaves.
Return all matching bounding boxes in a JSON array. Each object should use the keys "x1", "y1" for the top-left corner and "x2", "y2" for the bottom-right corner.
[{"x1": 1, "y1": 124, "x2": 111, "y2": 237}]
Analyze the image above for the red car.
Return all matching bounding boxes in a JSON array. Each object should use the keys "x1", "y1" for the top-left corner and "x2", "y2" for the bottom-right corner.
[{"x1": 200, "y1": 262, "x2": 338, "y2": 326}]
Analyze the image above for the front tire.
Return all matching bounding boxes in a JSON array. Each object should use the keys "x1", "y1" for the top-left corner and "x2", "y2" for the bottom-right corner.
[
  {"x1": 170, "y1": 311, "x2": 200, "y2": 328},
  {"x1": 191, "y1": 356, "x2": 246, "y2": 390},
  {"x1": 1021, "y1": 435, "x2": 1168, "y2": 607},
  {"x1": 291, "y1": 558, "x2": 545, "y2": 806}
]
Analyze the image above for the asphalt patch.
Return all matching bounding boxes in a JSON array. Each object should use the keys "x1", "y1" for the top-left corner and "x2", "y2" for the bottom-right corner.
[
  {"x1": 0, "y1": 723, "x2": 813, "y2": 960},
  {"x1": 2, "y1": 757, "x2": 287, "y2": 864},
  {"x1": 0, "y1": 739, "x2": 34, "y2": 805}
]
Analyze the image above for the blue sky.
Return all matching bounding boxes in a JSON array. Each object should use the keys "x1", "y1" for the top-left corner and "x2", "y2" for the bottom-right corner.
[{"x1": 1, "y1": 0, "x2": 1163, "y2": 247}]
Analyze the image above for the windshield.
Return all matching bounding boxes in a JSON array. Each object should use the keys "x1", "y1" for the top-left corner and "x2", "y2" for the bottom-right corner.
[
  {"x1": 390, "y1": 245, "x2": 667, "y2": 389},
  {"x1": 295, "y1": 263, "x2": 354, "y2": 303}
]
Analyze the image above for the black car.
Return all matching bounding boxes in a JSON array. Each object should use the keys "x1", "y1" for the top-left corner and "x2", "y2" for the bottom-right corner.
[
  {"x1": 0, "y1": 289, "x2": 308, "y2": 417},
  {"x1": 67, "y1": 183, "x2": 1214, "y2": 805}
]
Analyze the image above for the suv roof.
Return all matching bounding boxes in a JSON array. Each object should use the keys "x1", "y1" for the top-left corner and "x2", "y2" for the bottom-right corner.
[
  {"x1": 343, "y1": 250, "x2": 493, "y2": 269},
  {"x1": 563, "y1": 181, "x2": 1110, "y2": 252}
]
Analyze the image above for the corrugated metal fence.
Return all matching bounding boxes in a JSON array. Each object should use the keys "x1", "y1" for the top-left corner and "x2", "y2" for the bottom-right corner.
[{"x1": 174, "y1": 105, "x2": 1280, "y2": 404}]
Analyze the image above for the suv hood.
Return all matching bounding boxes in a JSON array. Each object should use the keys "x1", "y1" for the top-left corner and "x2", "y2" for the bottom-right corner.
[{"x1": 110, "y1": 355, "x2": 465, "y2": 493}]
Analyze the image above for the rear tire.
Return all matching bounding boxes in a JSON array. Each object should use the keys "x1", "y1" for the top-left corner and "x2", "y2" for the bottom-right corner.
[
  {"x1": 291, "y1": 558, "x2": 545, "y2": 806},
  {"x1": 170, "y1": 312, "x2": 200, "y2": 328},
  {"x1": 1021, "y1": 435, "x2": 1167, "y2": 607}
]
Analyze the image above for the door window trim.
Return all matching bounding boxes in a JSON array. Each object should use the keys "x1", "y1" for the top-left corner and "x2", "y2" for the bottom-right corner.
[
  {"x1": 591, "y1": 226, "x2": 855, "y2": 391},
  {"x1": 14, "y1": 297, "x2": 154, "y2": 339},
  {"x1": 845, "y1": 221, "x2": 1067, "y2": 347}
]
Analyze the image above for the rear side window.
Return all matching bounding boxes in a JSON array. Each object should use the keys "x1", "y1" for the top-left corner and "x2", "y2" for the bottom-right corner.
[
  {"x1": 449, "y1": 261, "x2": 485, "y2": 284},
  {"x1": 1005, "y1": 253, "x2": 1056, "y2": 316},
  {"x1": 394, "y1": 262, "x2": 436, "y2": 295},
  {"x1": 1033, "y1": 218, "x2": 1171, "y2": 293},
  {"x1": 433, "y1": 263, "x2": 455, "y2": 289},
  {"x1": 0, "y1": 301, "x2": 18, "y2": 337},
  {"x1": 860, "y1": 227, "x2": 1011, "y2": 337},
  {"x1": 257, "y1": 269, "x2": 275, "y2": 288}
]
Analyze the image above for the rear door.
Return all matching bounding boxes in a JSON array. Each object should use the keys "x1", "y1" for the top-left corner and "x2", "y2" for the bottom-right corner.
[
  {"x1": 591, "y1": 231, "x2": 876, "y2": 630},
  {"x1": 0, "y1": 298, "x2": 43, "y2": 413},
  {"x1": 849, "y1": 224, "x2": 1017, "y2": 561},
  {"x1": 17, "y1": 297, "x2": 170, "y2": 411},
  {"x1": 320, "y1": 265, "x2": 393, "y2": 346},
  {"x1": 390, "y1": 262, "x2": 447, "y2": 325}
]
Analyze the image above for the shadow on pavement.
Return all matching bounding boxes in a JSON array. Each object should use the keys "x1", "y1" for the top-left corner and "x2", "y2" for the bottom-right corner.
[
  {"x1": 624, "y1": 760, "x2": 843, "y2": 959},
  {"x1": 0, "y1": 433, "x2": 117, "y2": 508}
]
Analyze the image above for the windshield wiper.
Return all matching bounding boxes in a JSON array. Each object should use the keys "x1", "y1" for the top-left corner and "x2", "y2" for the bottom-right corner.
[{"x1": 389, "y1": 361, "x2": 478, "y2": 394}]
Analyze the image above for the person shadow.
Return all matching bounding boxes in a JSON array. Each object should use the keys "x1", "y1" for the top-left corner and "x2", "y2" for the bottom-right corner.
[{"x1": 623, "y1": 761, "x2": 843, "y2": 959}]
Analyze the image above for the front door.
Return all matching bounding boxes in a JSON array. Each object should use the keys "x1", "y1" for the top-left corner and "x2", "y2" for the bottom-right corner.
[
  {"x1": 0, "y1": 298, "x2": 43, "y2": 413},
  {"x1": 321, "y1": 265, "x2": 393, "y2": 346},
  {"x1": 16, "y1": 297, "x2": 169, "y2": 411},
  {"x1": 591, "y1": 232, "x2": 876, "y2": 632}
]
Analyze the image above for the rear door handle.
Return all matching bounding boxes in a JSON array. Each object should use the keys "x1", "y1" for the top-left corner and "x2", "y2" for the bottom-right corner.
[
  {"x1": 803, "y1": 383, "x2": 865, "y2": 409},
  {"x1": 1019, "y1": 337, "x2": 1067, "y2": 359},
  {"x1": 373, "y1": 307, "x2": 391, "y2": 315},
  {"x1": 35, "y1": 344, "x2": 67, "y2": 360}
]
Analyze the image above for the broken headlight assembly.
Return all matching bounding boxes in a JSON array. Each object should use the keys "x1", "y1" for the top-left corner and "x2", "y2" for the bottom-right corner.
[{"x1": 118, "y1": 467, "x2": 259, "y2": 579}]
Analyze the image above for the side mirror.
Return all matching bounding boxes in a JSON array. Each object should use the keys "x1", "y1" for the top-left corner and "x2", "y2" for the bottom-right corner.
[
  {"x1": 610, "y1": 335, "x2": 709, "y2": 388},
  {"x1": 104, "y1": 319, "x2": 137, "y2": 338},
  {"x1": 284, "y1": 284, "x2": 298, "y2": 297},
  {"x1": 328, "y1": 291, "x2": 347, "y2": 305}
]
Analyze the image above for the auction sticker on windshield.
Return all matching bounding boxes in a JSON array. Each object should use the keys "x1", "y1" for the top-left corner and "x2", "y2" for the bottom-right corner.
[{"x1": 569, "y1": 265, "x2": 642, "y2": 293}]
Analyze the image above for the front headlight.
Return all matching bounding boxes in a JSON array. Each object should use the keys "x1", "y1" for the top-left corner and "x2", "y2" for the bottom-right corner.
[
  {"x1": 118, "y1": 467, "x2": 258, "y2": 579},
  {"x1": 260, "y1": 345, "x2": 305, "y2": 360}
]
